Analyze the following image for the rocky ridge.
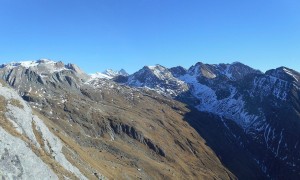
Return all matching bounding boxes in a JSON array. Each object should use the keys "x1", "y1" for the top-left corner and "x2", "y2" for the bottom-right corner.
[
  {"x1": 0, "y1": 80, "x2": 100, "y2": 179},
  {"x1": 120, "y1": 61, "x2": 300, "y2": 179},
  {"x1": 1, "y1": 58, "x2": 299, "y2": 179},
  {"x1": 0, "y1": 59, "x2": 236, "y2": 179}
]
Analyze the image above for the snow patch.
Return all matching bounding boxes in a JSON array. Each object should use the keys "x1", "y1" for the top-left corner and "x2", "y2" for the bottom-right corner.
[
  {"x1": 283, "y1": 68, "x2": 298, "y2": 82},
  {"x1": 179, "y1": 73, "x2": 261, "y2": 129}
]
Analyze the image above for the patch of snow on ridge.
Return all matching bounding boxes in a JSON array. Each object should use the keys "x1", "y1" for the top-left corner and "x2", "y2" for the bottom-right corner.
[
  {"x1": 126, "y1": 65, "x2": 189, "y2": 96},
  {"x1": 103, "y1": 69, "x2": 128, "y2": 77},
  {"x1": 147, "y1": 65, "x2": 171, "y2": 80},
  {"x1": 90, "y1": 69, "x2": 129, "y2": 80},
  {"x1": 179, "y1": 73, "x2": 262, "y2": 129},
  {"x1": 127, "y1": 76, "x2": 144, "y2": 87},
  {"x1": 283, "y1": 68, "x2": 298, "y2": 82},
  {"x1": 90, "y1": 72, "x2": 112, "y2": 79},
  {"x1": 2, "y1": 59, "x2": 55, "y2": 69},
  {"x1": 252, "y1": 76, "x2": 289, "y2": 101},
  {"x1": 224, "y1": 64, "x2": 233, "y2": 80},
  {"x1": 0, "y1": 59, "x2": 70, "y2": 75}
]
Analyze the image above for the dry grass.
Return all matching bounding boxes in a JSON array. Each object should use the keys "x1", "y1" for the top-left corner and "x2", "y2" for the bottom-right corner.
[
  {"x1": 29, "y1": 120, "x2": 78, "y2": 179},
  {"x1": 0, "y1": 79, "x2": 9, "y2": 87},
  {"x1": 0, "y1": 95, "x2": 6, "y2": 112},
  {"x1": 33, "y1": 109, "x2": 110, "y2": 179},
  {"x1": 0, "y1": 95, "x2": 22, "y2": 138},
  {"x1": 33, "y1": 88, "x2": 235, "y2": 179},
  {"x1": 31, "y1": 120, "x2": 79, "y2": 180},
  {"x1": 16, "y1": 81, "x2": 236, "y2": 179},
  {"x1": 9, "y1": 99, "x2": 24, "y2": 109}
]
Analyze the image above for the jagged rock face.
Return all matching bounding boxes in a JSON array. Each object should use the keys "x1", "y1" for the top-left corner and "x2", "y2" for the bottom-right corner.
[
  {"x1": 175, "y1": 62, "x2": 263, "y2": 129},
  {"x1": 126, "y1": 65, "x2": 189, "y2": 96},
  {"x1": 0, "y1": 81, "x2": 94, "y2": 180},
  {"x1": 0, "y1": 59, "x2": 89, "y2": 96},
  {"x1": 123, "y1": 61, "x2": 300, "y2": 179},
  {"x1": 266, "y1": 67, "x2": 300, "y2": 85},
  {"x1": 240, "y1": 70, "x2": 300, "y2": 179},
  {"x1": 187, "y1": 62, "x2": 262, "y2": 80},
  {"x1": 0, "y1": 61, "x2": 235, "y2": 179},
  {"x1": 169, "y1": 66, "x2": 187, "y2": 78},
  {"x1": 195, "y1": 65, "x2": 300, "y2": 179}
]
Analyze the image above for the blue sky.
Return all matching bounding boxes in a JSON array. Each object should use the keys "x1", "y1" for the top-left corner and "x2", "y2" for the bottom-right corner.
[{"x1": 0, "y1": 0, "x2": 299, "y2": 73}]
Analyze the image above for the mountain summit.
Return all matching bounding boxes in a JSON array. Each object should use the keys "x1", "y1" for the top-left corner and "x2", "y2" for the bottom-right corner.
[
  {"x1": 126, "y1": 64, "x2": 189, "y2": 96},
  {"x1": 91, "y1": 69, "x2": 129, "y2": 79},
  {"x1": 0, "y1": 59, "x2": 299, "y2": 179}
]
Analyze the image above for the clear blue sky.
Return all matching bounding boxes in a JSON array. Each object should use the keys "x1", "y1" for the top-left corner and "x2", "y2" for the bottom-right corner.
[{"x1": 0, "y1": 0, "x2": 299, "y2": 73}]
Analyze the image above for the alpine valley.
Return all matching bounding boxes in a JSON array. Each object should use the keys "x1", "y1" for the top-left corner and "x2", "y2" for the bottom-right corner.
[{"x1": 0, "y1": 59, "x2": 299, "y2": 180}]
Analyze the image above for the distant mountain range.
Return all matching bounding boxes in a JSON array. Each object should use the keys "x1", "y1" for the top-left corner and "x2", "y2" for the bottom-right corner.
[
  {"x1": 0, "y1": 59, "x2": 299, "y2": 179},
  {"x1": 91, "y1": 69, "x2": 129, "y2": 79}
]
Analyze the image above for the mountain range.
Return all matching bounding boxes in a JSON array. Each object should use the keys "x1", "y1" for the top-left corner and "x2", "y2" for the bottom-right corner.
[{"x1": 0, "y1": 59, "x2": 299, "y2": 179}]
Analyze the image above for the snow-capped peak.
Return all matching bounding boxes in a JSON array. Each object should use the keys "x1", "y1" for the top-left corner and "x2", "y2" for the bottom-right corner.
[
  {"x1": 90, "y1": 69, "x2": 129, "y2": 80},
  {"x1": 186, "y1": 61, "x2": 261, "y2": 81},
  {"x1": 126, "y1": 64, "x2": 189, "y2": 96},
  {"x1": 119, "y1": 69, "x2": 128, "y2": 76},
  {"x1": 147, "y1": 64, "x2": 164, "y2": 70},
  {"x1": 103, "y1": 69, "x2": 129, "y2": 77},
  {"x1": 0, "y1": 59, "x2": 79, "y2": 76},
  {"x1": 144, "y1": 64, "x2": 172, "y2": 80},
  {"x1": 188, "y1": 62, "x2": 217, "y2": 79},
  {"x1": 266, "y1": 67, "x2": 300, "y2": 83},
  {"x1": 1, "y1": 59, "x2": 56, "y2": 69}
]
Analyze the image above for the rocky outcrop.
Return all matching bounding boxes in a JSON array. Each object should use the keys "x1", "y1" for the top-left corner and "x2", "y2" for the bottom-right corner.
[
  {"x1": 109, "y1": 120, "x2": 166, "y2": 157},
  {"x1": 0, "y1": 81, "x2": 96, "y2": 180},
  {"x1": 126, "y1": 65, "x2": 189, "y2": 96}
]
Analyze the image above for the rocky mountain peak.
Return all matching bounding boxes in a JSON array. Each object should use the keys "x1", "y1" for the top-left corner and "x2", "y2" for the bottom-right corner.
[
  {"x1": 0, "y1": 59, "x2": 90, "y2": 95},
  {"x1": 144, "y1": 64, "x2": 174, "y2": 80},
  {"x1": 1, "y1": 59, "x2": 88, "y2": 75},
  {"x1": 0, "y1": 59, "x2": 69, "y2": 75},
  {"x1": 90, "y1": 68, "x2": 129, "y2": 80},
  {"x1": 169, "y1": 66, "x2": 187, "y2": 78},
  {"x1": 187, "y1": 62, "x2": 217, "y2": 79},
  {"x1": 186, "y1": 61, "x2": 261, "y2": 80},
  {"x1": 126, "y1": 64, "x2": 188, "y2": 96},
  {"x1": 118, "y1": 69, "x2": 128, "y2": 76},
  {"x1": 127, "y1": 64, "x2": 169, "y2": 86},
  {"x1": 222, "y1": 62, "x2": 262, "y2": 80},
  {"x1": 146, "y1": 64, "x2": 165, "y2": 70},
  {"x1": 103, "y1": 69, "x2": 129, "y2": 77},
  {"x1": 266, "y1": 67, "x2": 300, "y2": 83},
  {"x1": 1, "y1": 59, "x2": 56, "y2": 69},
  {"x1": 65, "y1": 63, "x2": 85, "y2": 74}
]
